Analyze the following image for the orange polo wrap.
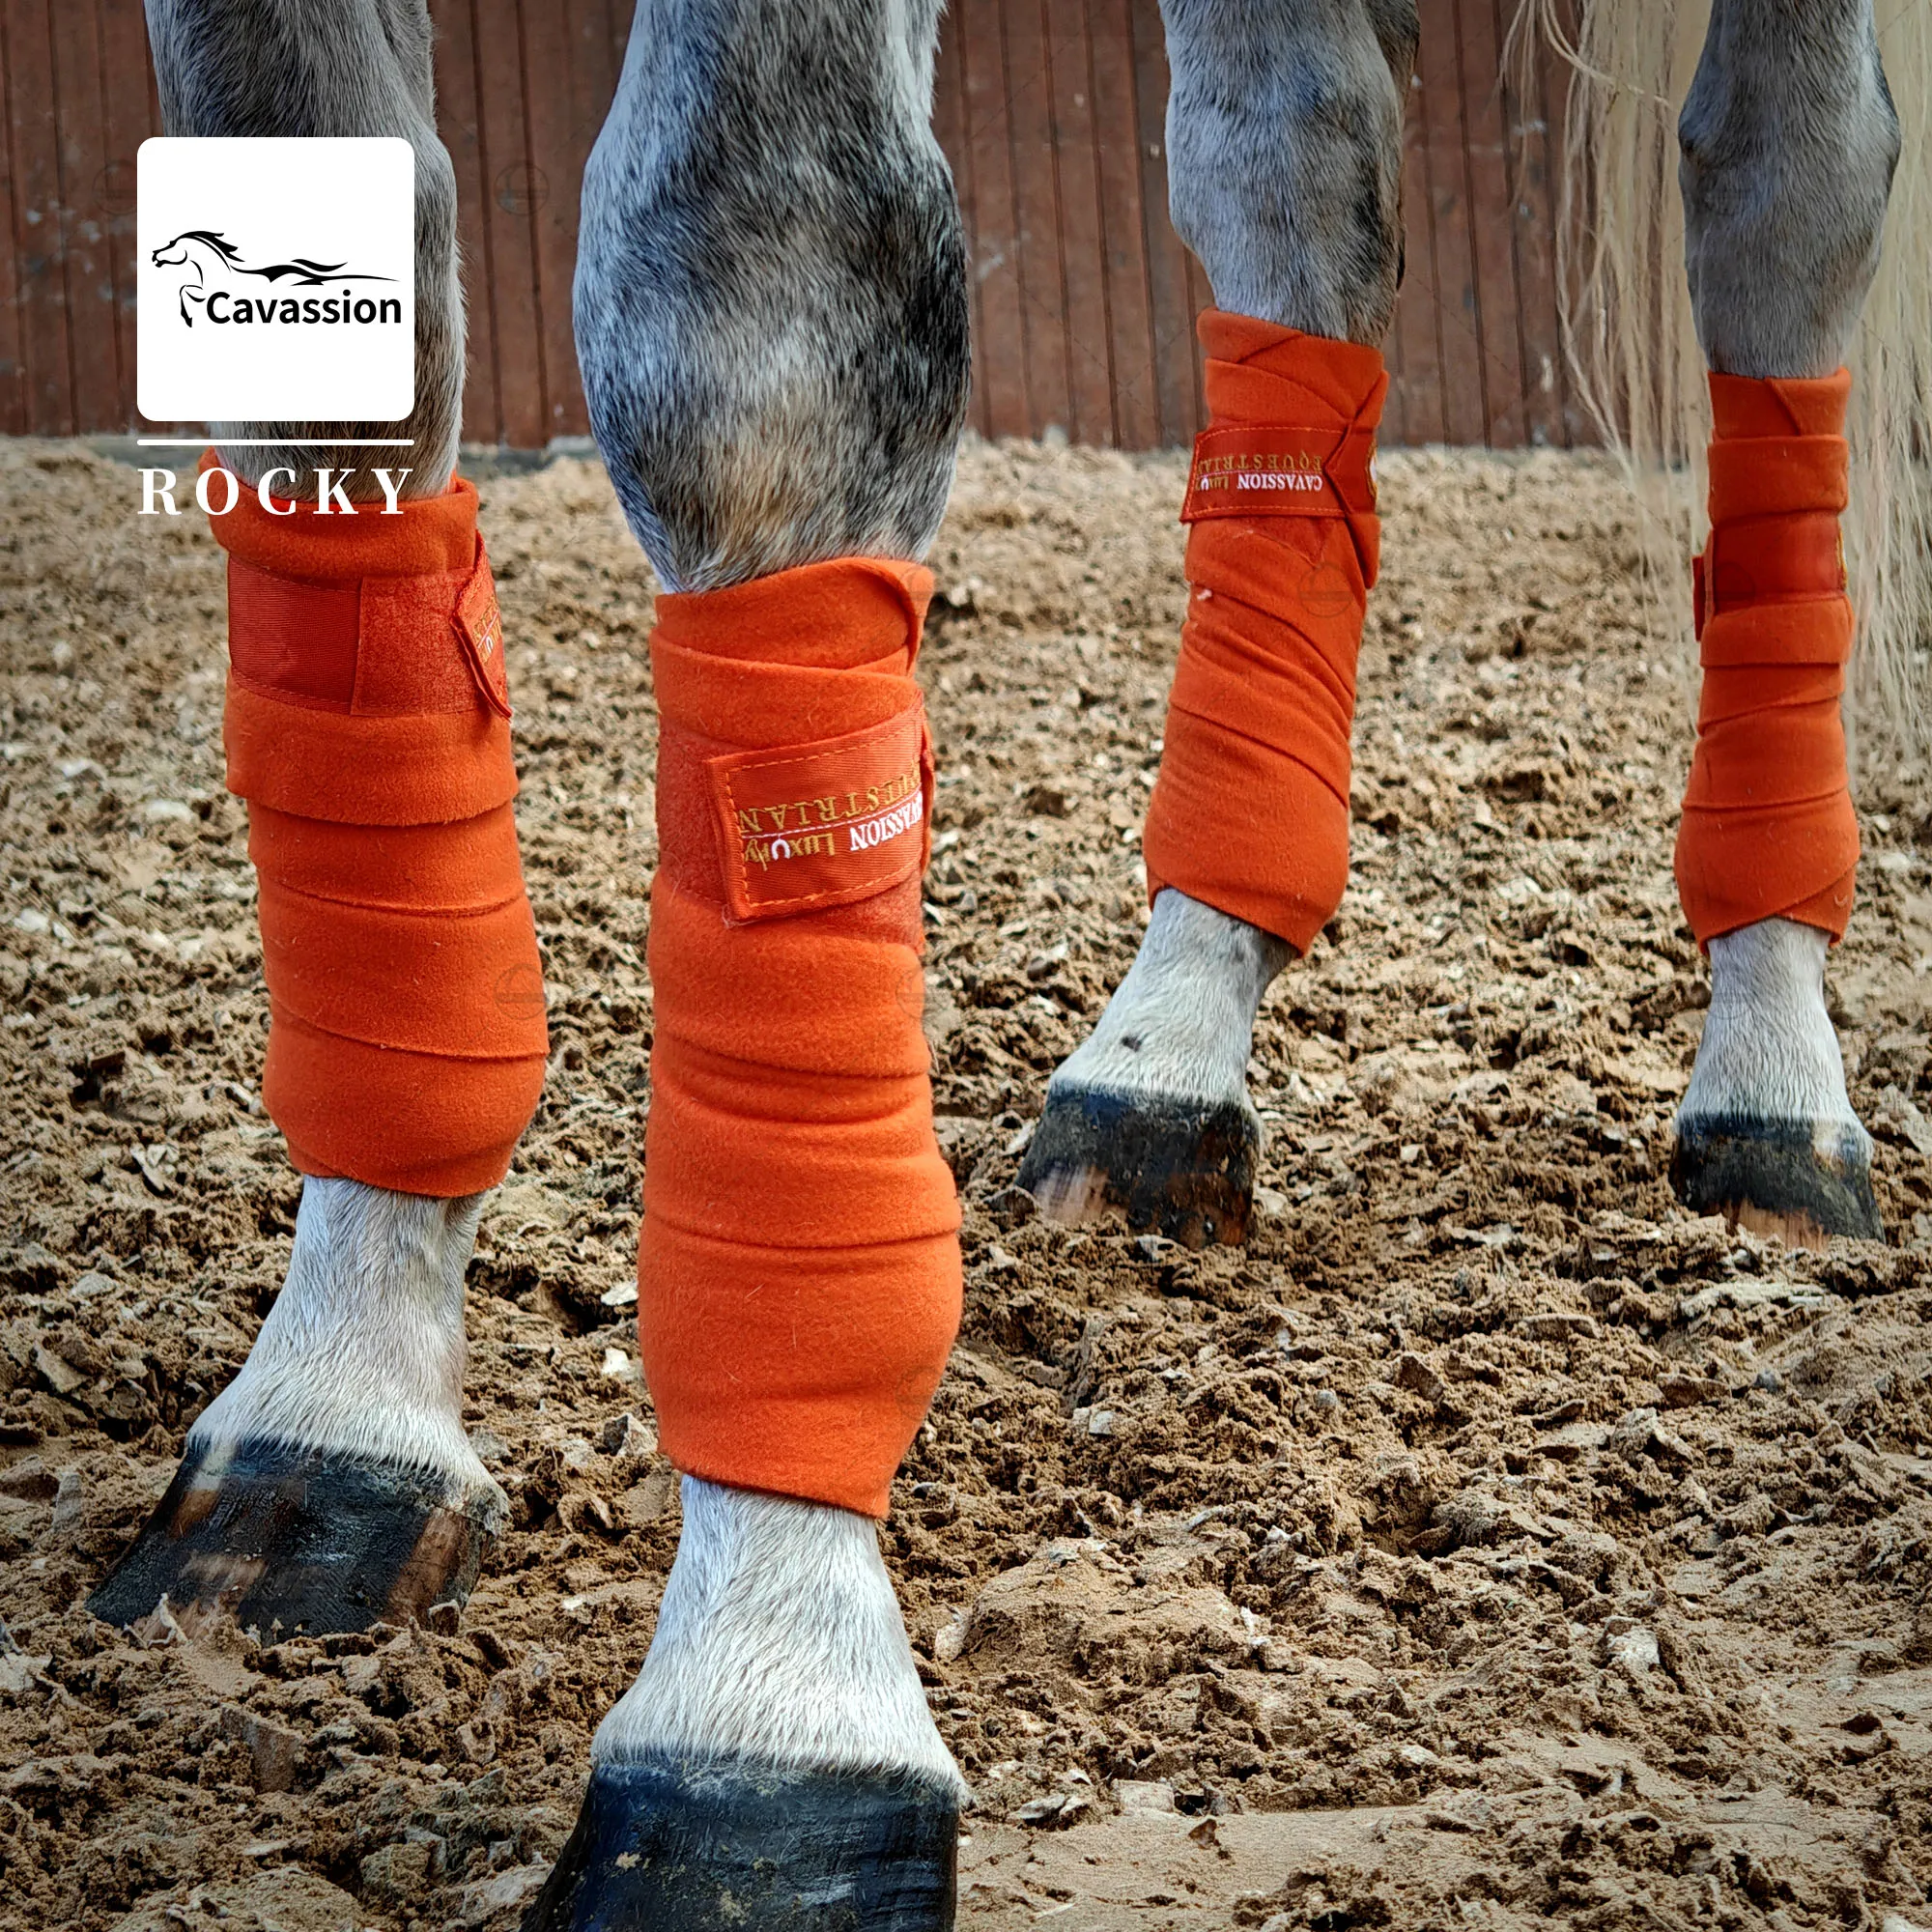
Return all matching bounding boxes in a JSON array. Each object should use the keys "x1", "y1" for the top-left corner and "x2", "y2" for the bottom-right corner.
[
  {"x1": 1676, "y1": 370, "x2": 1860, "y2": 945},
  {"x1": 639, "y1": 558, "x2": 962, "y2": 1520},
  {"x1": 208, "y1": 463, "x2": 549, "y2": 1196},
  {"x1": 1143, "y1": 313, "x2": 1386, "y2": 953}
]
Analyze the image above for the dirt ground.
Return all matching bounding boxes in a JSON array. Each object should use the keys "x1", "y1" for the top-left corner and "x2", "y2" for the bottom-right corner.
[{"x1": 1, "y1": 433, "x2": 1930, "y2": 1932}]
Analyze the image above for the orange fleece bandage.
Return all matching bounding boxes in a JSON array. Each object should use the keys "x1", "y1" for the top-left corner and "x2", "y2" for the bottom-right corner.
[
  {"x1": 1143, "y1": 312, "x2": 1387, "y2": 953},
  {"x1": 1677, "y1": 370, "x2": 1860, "y2": 945},
  {"x1": 209, "y1": 464, "x2": 548, "y2": 1196},
  {"x1": 639, "y1": 559, "x2": 961, "y2": 1520}
]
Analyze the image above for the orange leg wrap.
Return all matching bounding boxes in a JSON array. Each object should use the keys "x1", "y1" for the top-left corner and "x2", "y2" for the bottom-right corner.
[
  {"x1": 211, "y1": 467, "x2": 549, "y2": 1197},
  {"x1": 639, "y1": 559, "x2": 962, "y2": 1520},
  {"x1": 1676, "y1": 370, "x2": 1860, "y2": 946},
  {"x1": 1143, "y1": 311, "x2": 1388, "y2": 954}
]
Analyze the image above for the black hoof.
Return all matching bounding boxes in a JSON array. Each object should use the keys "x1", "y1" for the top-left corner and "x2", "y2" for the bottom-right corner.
[
  {"x1": 1671, "y1": 1113, "x2": 1882, "y2": 1251},
  {"x1": 1017, "y1": 1082, "x2": 1258, "y2": 1247},
  {"x1": 523, "y1": 1757, "x2": 957, "y2": 1931},
  {"x1": 86, "y1": 1434, "x2": 499, "y2": 1636}
]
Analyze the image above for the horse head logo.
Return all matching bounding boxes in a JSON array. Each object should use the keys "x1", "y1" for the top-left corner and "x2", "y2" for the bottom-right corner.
[{"x1": 151, "y1": 229, "x2": 393, "y2": 327}]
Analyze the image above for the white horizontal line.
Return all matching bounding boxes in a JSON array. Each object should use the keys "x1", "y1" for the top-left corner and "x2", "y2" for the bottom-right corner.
[{"x1": 135, "y1": 438, "x2": 414, "y2": 446}]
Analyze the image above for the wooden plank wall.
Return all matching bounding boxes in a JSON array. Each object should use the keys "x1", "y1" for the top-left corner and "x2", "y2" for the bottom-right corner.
[
  {"x1": 0, "y1": 0, "x2": 1588, "y2": 449},
  {"x1": 0, "y1": 0, "x2": 156, "y2": 440},
  {"x1": 428, "y1": 0, "x2": 631, "y2": 448}
]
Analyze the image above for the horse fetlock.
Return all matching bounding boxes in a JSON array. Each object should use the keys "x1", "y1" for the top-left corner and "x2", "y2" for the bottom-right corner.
[
  {"x1": 89, "y1": 1178, "x2": 504, "y2": 1635},
  {"x1": 191, "y1": 1178, "x2": 494, "y2": 1473},
  {"x1": 593, "y1": 1478, "x2": 961, "y2": 1790},
  {"x1": 1672, "y1": 917, "x2": 1880, "y2": 1247},
  {"x1": 1020, "y1": 890, "x2": 1284, "y2": 1246}
]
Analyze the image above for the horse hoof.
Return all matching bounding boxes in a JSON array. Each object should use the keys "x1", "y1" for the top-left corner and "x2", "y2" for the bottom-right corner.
[
  {"x1": 1017, "y1": 1083, "x2": 1258, "y2": 1248},
  {"x1": 86, "y1": 1434, "x2": 501, "y2": 1636},
  {"x1": 522, "y1": 1756, "x2": 958, "y2": 1930},
  {"x1": 1671, "y1": 1113, "x2": 1882, "y2": 1252}
]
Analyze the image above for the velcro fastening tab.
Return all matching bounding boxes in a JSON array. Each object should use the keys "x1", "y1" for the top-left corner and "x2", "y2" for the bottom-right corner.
[
  {"x1": 454, "y1": 539, "x2": 511, "y2": 720},
  {"x1": 227, "y1": 559, "x2": 361, "y2": 712},
  {"x1": 1181, "y1": 425, "x2": 1377, "y2": 525},
  {"x1": 707, "y1": 704, "x2": 929, "y2": 923}
]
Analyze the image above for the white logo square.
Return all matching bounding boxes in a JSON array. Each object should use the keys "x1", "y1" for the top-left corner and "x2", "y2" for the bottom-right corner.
[{"x1": 137, "y1": 137, "x2": 415, "y2": 423}]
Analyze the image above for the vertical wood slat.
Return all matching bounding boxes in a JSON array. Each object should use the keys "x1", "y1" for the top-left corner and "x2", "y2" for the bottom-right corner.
[
  {"x1": 1127, "y1": 0, "x2": 1194, "y2": 449},
  {"x1": 49, "y1": 0, "x2": 119, "y2": 431},
  {"x1": 8, "y1": 0, "x2": 74, "y2": 433},
  {"x1": 0, "y1": 5, "x2": 30, "y2": 433},
  {"x1": 1087, "y1": 0, "x2": 1155, "y2": 449},
  {"x1": 518, "y1": 0, "x2": 571, "y2": 443},
  {"x1": 1004, "y1": 0, "x2": 1073, "y2": 440},
  {"x1": 1183, "y1": 249, "x2": 1212, "y2": 432},
  {"x1": 1500, "y1": 0, "x2": 1568, "y2": 444},
  {"x1": 1393, "y1": 66, "x2": 1446, "y2": 445},
  {"x1": 97, "y1": 0, "x2": 156, "y2": 431},
  {"x1": 429, "y1": 0, "x2": 501, "y2": 444},
  {"x1": 470, "y1": 0, "x2": 546, "y2": 447},
  {"x1": 521, "y1": 0, "x2": 574, "y2": 442},
  {"x1": 6, "y1": 0, "x2": 1586, "y2": 449},
  {"x1": 1042, "y1": 0, "x2": 1112, "y2": 445},
  {"x1": 1416, "y1": 0, "x2": 1487, "y2": 445},
  {"x1": 1455, "y1": 0, "x2": 1527, "y2": 445},
  {"x1": 519, "y1": 0, "x2": 612, "y2": 441},
  {"x1": 956, "y1": 0, "x2": 1031, "y2": 439}
]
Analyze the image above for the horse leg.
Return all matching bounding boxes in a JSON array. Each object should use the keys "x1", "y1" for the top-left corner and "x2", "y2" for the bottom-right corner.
[
  {"x1": 1669, "y1": 0, "x2": 1898, "y2": 1246},
  {"x1": 1020, "y1": 0, "x2": 1416, "y2": 1245},
  {"x1": 142, "y1": 0, "x2": 463, "y2": 498},
  {"x1": 523, "y1": 2, "x2": 968, "y2": 1923},
  {"x1": 89, "y1": 0, "x2": 536, "y2": 1634}
]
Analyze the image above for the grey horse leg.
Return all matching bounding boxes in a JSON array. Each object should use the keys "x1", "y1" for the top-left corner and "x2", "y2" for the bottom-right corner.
[
  {"x1": 524, "y1": 5, "x2": 969, "y2": 1927},
  {"x1": 1021, "y1": 0, "x2": 1416, "y2": 1245},
  {"x1": 1671, "y1": 0, "x2": 1898, "y2": 1245},
  {"x1": 571, "y1": 0, "x2": 966, "y2": 589},
  {"x1": 1679, "y1": 0, "x2": 1898, "y2": 382},
  {"x1": 88, "y1": 0, "x2": 507, "y2": 1641}
]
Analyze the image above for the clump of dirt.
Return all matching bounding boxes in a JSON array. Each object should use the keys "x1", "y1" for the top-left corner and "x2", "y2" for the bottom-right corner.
[{"x1": 0, "y1": 434, "x2": 1929, "y2": 1931}]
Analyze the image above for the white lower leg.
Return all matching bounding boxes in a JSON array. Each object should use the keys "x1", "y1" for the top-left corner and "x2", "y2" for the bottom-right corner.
[
  {"x1": 1049, "y1": 888, "x2": 1286, "y2": 1107},
  {"x1": 189, "y1": 1176, "x2": 503, "y2": 1514},
  {"x1": 594, "y1": 1477, "x2": 964, "y2": 1795},
  {"x1": 1677, "y1": 917, "x2": 1866, "y2": 1143}
]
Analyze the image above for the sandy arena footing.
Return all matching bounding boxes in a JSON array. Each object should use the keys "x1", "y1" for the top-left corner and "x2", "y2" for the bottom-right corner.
[{"x1": 0, "y1": 437, "x2": 1928, "y2": 1930}]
